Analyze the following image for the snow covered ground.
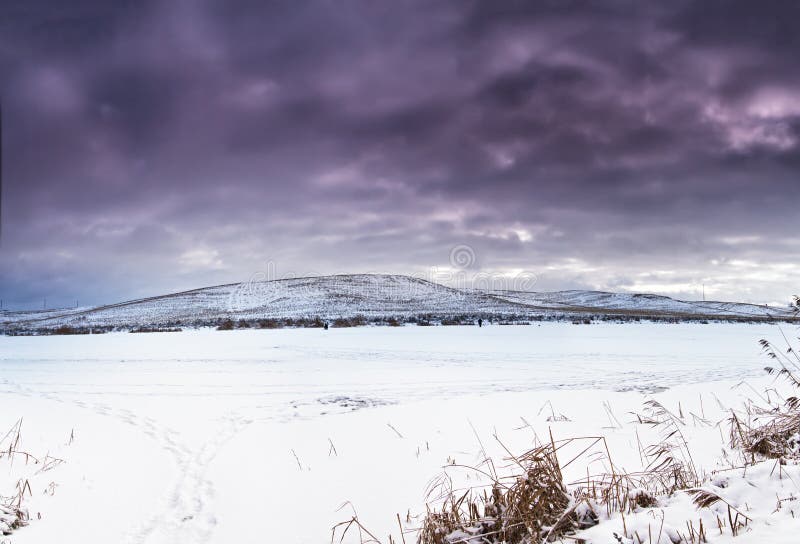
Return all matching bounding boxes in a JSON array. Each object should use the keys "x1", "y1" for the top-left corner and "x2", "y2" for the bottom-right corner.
[{"x1": 0, "y1": 323, "x2": 796, "y2": 543}]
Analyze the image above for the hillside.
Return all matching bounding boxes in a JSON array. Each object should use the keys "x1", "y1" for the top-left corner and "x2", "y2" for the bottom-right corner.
[
  {"x1": 488, "y1": 289, "x2": 788, "y2": 318},
  {"x1": 1, "y1": 274, "x2": 795, "y2": 331}
]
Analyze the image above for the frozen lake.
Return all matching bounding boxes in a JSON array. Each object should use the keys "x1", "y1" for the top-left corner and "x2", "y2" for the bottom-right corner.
[
  {"x1": 0, "y1": 323, "x2": 787, "y2": 543},
  {"x1": 0, "y1": 323, "x2": 776, "y2": 414}
]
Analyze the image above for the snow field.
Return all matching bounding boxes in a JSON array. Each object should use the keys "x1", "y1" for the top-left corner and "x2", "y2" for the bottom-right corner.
[{"x1": 0, "y1": 323, "x2": 797, "y2": 543}]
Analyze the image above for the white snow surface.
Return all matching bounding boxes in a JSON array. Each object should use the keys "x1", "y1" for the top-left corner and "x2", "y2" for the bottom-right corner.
[
  {"x1": 1, "y1": 323, "x2": 798, "y2": 543},
  {"x1": 1, "y1": 274, "x2": 793, "y2": 329}
]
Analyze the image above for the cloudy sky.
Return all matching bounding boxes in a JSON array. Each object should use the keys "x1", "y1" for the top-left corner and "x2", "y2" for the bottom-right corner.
[{"x1": 2, "y1": 0, "x2": 799, "y2": 308}]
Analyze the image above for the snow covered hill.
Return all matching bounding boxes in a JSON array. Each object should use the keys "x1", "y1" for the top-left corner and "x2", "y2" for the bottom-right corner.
[
  {"x1": 1, "y1": 274, "x2": 794, "y2": 331},
  {"x1": 488, "y1": 288, "x2": 790, "y2": 318}
]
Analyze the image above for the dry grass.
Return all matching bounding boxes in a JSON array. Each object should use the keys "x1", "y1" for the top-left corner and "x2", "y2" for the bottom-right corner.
[
  {"x1": 0, "y1": 503, "x2": 29, "y2": 536},
  {"x1": 328, "y1": 411, "x2": 787, "y2": 544},
  {"x1": 416, "y1": 440, "x2": 590, "y2": 544},
  {"x1": 0, "y1": 419, "x2": 32, "y2": 535},
  {"x1": 726, "y1": 326, "x2": 800, "y2": 460},
  {"x1": 0, "y1": 418, "x2": 66, "y2": 536},
  {"x1": 410, "y1": 407, "x2": 783, "y2": 544}
]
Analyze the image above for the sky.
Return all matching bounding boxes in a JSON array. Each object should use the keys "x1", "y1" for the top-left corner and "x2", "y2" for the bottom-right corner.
[{"x1": 2, "y1": 0, "x2": 800, "y2": 309}]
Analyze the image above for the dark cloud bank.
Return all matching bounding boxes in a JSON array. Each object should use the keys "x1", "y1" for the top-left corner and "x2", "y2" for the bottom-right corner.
[{"x1": 1, "y1": 0, "x2": 799, "y2": 308}]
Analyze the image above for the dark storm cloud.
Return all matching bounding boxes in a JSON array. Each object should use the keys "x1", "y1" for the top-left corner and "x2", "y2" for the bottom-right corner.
[{"x1": 2, "y1": 0, "x2": 799, "y2": 308}]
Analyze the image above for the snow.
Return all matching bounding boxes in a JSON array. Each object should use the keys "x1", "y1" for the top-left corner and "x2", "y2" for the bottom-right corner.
[
  {"x1": 0, "y1": 322, "x2": 797, "y2": 543},
  {"x1": 576, "y1": 459, "x2": 800, "y2": 543},
  {"x1": 488, "y1": 288, "x2": 790, "y2": 318},
  {"x1": 2, "y1": 274, "x2": 793, "y2": 330}
]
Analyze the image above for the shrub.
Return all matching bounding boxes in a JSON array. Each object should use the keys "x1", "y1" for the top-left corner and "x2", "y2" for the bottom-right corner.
[
  {"x1": 217, "y1": 319, "x2": 235, "y2": 331},
  {"x1": 129, "y1": 327, "x2": 182, "y2": 333},
  {"x1": 440, "y1": 318, "x2": 464, "y2": 326},
  {"x1": 258, "y1": 319, "x2": 283, "y2": 329}
]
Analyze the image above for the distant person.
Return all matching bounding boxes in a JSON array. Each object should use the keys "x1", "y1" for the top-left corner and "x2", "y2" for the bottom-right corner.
[
  {"x1": 478, "y1": 318, "x2": 483, "y2": 327},
  {"x1": 323, "y1": 322, "x2": 329, "y2": 330}
]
